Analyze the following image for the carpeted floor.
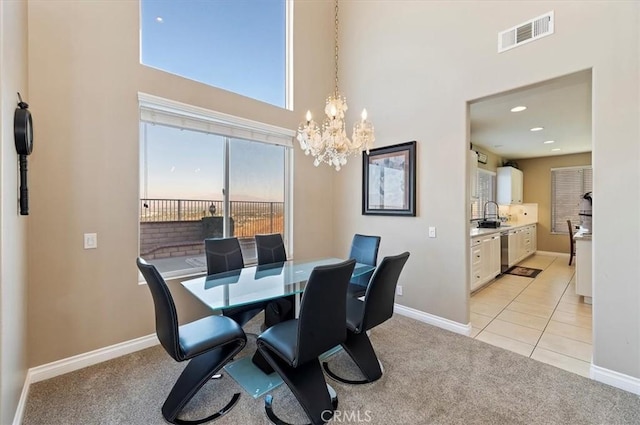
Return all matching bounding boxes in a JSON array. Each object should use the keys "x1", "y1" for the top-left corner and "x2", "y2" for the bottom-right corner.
[{"x1": 22, "y1": 314, "x2": 640, "y2": 424}]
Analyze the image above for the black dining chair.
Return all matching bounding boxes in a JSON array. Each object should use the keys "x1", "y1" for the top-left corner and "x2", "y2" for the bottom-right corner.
[
  {"x1": 255, "y1": 233, "x2": 287, "y2": 265},
  {"x1": 205, "y1": 237, "x2": 266, "y2": 327},
  {"x1": 347, "y1": 234, "x2": 381, "y2": 298},
  {"x1": 137, "y1": 258, "x2": 247, "y2": 424},
  {"x1": 323, "y1": 252, "x2": 410, "y2": 385},
  {"x1": 567, "y1": 219, "x2": 576, "y2": 266},
  {"x1": 255, "y1": 233, "x2": 294, "y2": 329},
  {"x1": 257, "y1": 259, "x2": 356, "y2": 425},
  {"x1": 205, "y1": 237, "x2": 245, "y2": 276}
]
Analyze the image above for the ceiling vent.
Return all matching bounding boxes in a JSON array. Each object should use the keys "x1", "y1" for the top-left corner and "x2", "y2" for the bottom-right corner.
[{"x1": 498, "y1": 11, "x2": 554, "y2": 53}]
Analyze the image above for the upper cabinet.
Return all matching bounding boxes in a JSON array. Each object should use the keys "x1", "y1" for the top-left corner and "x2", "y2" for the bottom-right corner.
[{"x1": 497, "y1": 166, "x2": 523, "y2": 204}]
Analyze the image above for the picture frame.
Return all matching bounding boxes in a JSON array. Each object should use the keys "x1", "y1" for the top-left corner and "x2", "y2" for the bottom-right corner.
[{"x1": 362, "y1": 141, "x2": 416, "y2": 216}]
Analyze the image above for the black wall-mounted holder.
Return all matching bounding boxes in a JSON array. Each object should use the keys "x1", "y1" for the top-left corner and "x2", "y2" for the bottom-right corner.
[
  {"x1": 14, "y1": 92, "x2": 33, "y2": 215},
  {"x1": 19, "y1": 155, "x2": 29, "y2": 215}
]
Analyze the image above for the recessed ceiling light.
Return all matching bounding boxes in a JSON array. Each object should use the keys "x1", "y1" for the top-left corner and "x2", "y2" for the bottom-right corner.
[
  {"x1": 510, "y1": 106, "x2": 527, "y2": 112},
  {"x1": 156, "y1": 16, "x2": 164, "y2": 23},
  {"x1": 530, "y1": 127, "x2": 544, "y2": 132},
  {"x1": 543, "y1": 140, "x2": 555, "y2": 144},
  {"x1": 551, "y1": 148, "x2": 561, "y2": 151}
]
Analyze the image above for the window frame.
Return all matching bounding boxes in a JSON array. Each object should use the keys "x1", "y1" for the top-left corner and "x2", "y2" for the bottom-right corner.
[
  {"x1": 137, "y1": 93, "x2": 295, "y2": 282},
  {"x1": 471, "y1": 168, "x2": 497, "y2": 221},
  {"x1": 550, "y1": 165, "x2": 593, "y2": 234}
]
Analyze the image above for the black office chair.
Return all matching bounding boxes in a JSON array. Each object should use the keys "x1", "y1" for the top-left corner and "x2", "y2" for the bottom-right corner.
[
  {"x1": 347, "y1": 234, "x2": 381, "y2": 298},
  {"x1": 257, "y1": 259, "x2": 356, "y2": 425},
  {"x1": 323, "y1": 252, "x2": 410, "y2": 385},
  {"x1": 137, "y1": 258, "x2": 247, "y2": 424}
]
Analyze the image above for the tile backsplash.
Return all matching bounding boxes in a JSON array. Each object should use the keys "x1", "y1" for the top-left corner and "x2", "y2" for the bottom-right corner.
[{"x1": 500, "y1": 203, "x2": 538, "y2": 225}]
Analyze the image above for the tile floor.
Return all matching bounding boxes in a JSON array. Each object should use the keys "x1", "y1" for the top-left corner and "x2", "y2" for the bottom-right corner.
[{"x1": 470, "y1": 253, "x2": 592, "y2": 377}]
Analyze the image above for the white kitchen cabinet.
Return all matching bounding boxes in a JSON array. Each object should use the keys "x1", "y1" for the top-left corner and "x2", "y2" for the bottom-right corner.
[
  {"x1": 530, "y1": 224, "x2": 537, "y2": 252},
  {"x1": 470, "y1": 237, "x2": 482, "y2": 290},
  {"x1": 503, "y1": 225, "x2": 537, "y2": 270},
  {"x1": 470, "y1": 234, "x2": 501, "y2": 291},
  {"x1": 509, "y1": 229, "x2": 520, "y2": 264},
  {"x1": 488, "y1": 234, "x2": 501, "y2": 278},
  {"x1": 507, "y1": 229, "x2": 520, "y2": 266},
  {"x1": 575, "y1": 235, "x2": 592, "y2": 304},
  {"x1": 497, "y1": 166, "x2": 523, "y2": 205}
]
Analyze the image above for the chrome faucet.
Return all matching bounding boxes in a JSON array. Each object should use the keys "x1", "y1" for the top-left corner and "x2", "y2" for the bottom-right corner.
[{"x1": 483, "y1": 201, "x2": 499, "y2": 221}]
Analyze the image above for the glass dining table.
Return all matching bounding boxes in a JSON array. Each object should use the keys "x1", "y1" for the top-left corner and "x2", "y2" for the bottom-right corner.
[{"x1": 180, "y1": 257, "x2": 375, "y2": 398}]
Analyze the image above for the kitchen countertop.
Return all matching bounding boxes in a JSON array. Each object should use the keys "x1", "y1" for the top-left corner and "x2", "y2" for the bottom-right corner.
[
  {"x1": 470, "y1": 222, "x2": 537, "y2": 237},
  {"x1": 574, "y1": 229, "x2": 592, "y2": 241}
]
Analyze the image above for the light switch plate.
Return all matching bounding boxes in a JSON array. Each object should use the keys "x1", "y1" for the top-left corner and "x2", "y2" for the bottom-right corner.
[
  {"x1": 428, "y1": 227, "x2": 437, "y2": 238},
  {"x1": 84, "y1": 233, "x2": 97, "y2": 249},
  {"x1": 396, "y1": 285, "x2": 403, "y2": 296}
]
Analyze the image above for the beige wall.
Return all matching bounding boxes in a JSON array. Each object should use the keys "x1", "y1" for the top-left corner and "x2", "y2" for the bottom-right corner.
[
  {"x1": 16, "y1": 0, "x2": 640, "y2": 396},
  {"x1": 0, "y1": 0, "x2": 29, "y2": 422},
  {"x1": 26, "y1": 0, "x2": 335, "y2": 366},
  {"x1": 335, "y1": 1, "x2": 639, "y2": 380},
  {"x1": 518, "y1": 152, "x2": 592, "y2": 253},
  {"x1": 471, "y1": 143, "x2": 503, "y2": 172}
]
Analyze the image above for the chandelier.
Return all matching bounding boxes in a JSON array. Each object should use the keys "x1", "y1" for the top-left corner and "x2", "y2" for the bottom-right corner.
[{"x1": 296, "y1": 0, "x2": 375, "y2": 171}]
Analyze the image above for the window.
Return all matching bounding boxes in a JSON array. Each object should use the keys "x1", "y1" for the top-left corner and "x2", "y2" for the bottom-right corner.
[
  {"x1": 551, "y1": 166, "x2": 592, "y2": 233},
  {"x1": 139, "y1": 94, "x2": 293, "y2": 278},
  {"x1": 140, "y1": 0, "x2": 289, "y2": 108},
  {"x1": 471, "y1": 169, "x2": 496, "y2": 220}
]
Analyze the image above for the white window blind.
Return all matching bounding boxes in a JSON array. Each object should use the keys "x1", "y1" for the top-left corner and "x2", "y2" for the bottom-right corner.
[
  {"x1": 471, "y1": 169, "x2": 496, "y2": 220},
  {"x1": 551, "y1": 166, "x2": 592, "y2": 233},
  {"x1": 138, "y1": 93, "x2": 295, "y2": 147}
]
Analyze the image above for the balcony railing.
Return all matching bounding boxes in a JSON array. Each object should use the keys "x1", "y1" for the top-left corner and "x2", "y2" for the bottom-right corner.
[{"x1": 140, "y1": 198, "x2": 284, "y2": 237}]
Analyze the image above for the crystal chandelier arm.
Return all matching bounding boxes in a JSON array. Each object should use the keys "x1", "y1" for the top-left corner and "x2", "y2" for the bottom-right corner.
[{"x1": 296, "y1": 0, "x2": 374, "y2": 171}]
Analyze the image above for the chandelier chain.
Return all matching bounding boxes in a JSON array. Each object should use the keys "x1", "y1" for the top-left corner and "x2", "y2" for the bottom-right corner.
[{"x1": 334, "y1": 0, "x2": 339, "y2": 95}]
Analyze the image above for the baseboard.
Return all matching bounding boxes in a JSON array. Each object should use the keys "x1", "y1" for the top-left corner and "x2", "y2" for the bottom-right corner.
[
  {"x1": 590, "y1": 364, "x2": 640, "y2": 395},
  {"x1": 535, "y1": 250, "x2": 569, "y2": 257},
  {"x1": 13, "y1": 333, "x2": 159, "y2": 424},
  {"x1": 394, "y1": 303, "x2": 472, "y2": 336},
  {"x1": 29, "y1": 333, "x2": 158, "y2": 384},
  {"x1": 12, "y1": 373, "x2": 31, "y2": 425}
]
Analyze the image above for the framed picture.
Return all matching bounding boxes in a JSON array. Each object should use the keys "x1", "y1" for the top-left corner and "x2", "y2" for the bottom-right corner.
[{"x1": 362, "y1": 141, "x2": 416, "y2": 216}]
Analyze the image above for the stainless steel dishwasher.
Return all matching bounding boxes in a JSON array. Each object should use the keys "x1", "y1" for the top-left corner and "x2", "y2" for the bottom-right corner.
[{"x1": 500, "y1": 229, "x2": 514, "y2": 272}]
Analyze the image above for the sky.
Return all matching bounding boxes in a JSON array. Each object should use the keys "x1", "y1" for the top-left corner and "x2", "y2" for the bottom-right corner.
[
  {"x1": 139, "y1": 0, "x2": 286, "y2": 202},
  {"x1": 141, "y1": 0, "x2": 285, "y2": 107},
  {"x1": 141, "y1": 124, "x2": 285, "y2": 202}
]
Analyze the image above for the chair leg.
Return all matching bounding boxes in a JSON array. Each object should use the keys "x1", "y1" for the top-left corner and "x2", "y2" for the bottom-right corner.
[
  {"x1": 162, "y1": 340, "x2": 245, "y2": 424},
  {"x1": 223, "y1": 305, "x2": 265, "y2": 328},
  {"x1": 258, "y1": 344, "x2": 336, "y2": 425},
  {"x1": 264, "y1": 387, "x2": 337, "y2": 425},
  {"x1": 323, "y1": 331, "x2": 383, "y2": 384}
]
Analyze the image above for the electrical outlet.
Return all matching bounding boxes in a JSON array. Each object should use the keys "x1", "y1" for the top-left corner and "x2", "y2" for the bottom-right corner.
[
  {"x1": 428, "y1": 226, "x2": 437, "y2": 238},
  {"x1": 84, "y1": 233, "x2": 97, "y2": 249},
  {"x1": 396, "y1": 285, "x2": 403, "y2": 296}
]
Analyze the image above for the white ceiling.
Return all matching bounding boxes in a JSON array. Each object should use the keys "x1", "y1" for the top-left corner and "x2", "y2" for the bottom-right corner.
[{"x1": 470, "y1": 70, "x2": 592, "y2": 160}]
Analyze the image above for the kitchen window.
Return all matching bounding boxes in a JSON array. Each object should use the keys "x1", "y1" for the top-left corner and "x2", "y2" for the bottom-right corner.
[
  {"x1": 138, "y1": 94, "x2": 294, "y2": 279},
  {"x1": 551, "y1": 166, "x2": 592, "y2": 233},
  {"x1": 471, "y1": 169, "x2": 496, "y2": 220}
]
